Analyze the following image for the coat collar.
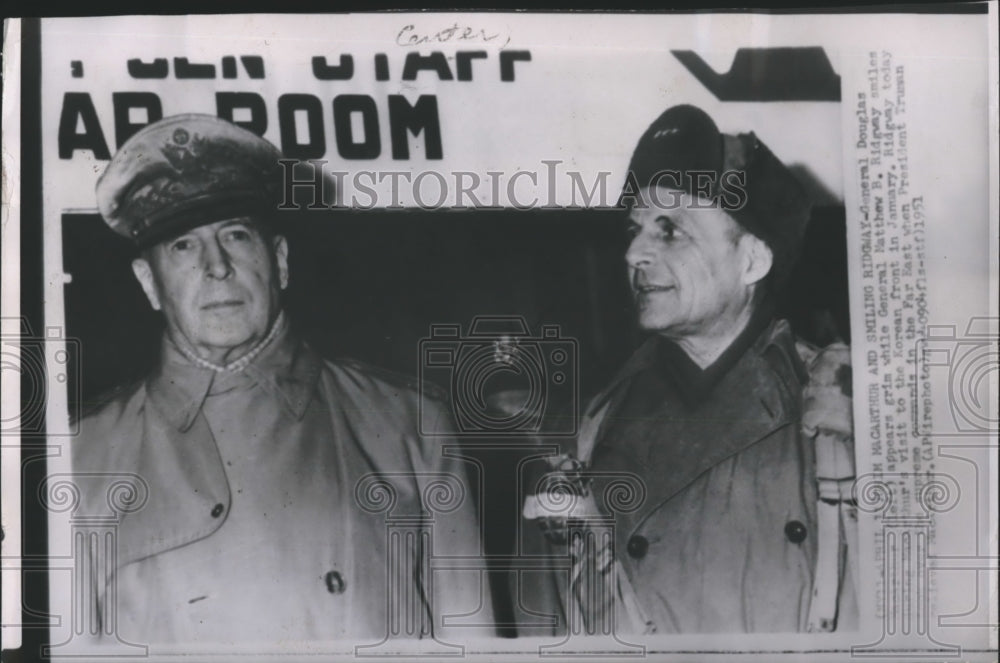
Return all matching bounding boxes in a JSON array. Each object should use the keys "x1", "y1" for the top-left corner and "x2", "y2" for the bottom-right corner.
[
  {"x1": 656, "y1": 297, "x2": 776, "y2": 408},
  {"x1": 145, "y1": 314, "x2": 323, "y2": 431},
  {"x1": 585, "y1": 305, "x2": 790, "y2": 418}
]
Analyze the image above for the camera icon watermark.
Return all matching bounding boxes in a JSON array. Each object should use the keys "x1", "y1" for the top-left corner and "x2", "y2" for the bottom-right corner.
[
  {"x1": 0, "y1": 317, "x2": 80, "y2": 435},
  {"x1": 914, "y1": 317, "x2": 998, "y2": 436},
  {"x1": 418, "y1": 315, "x2": 578, "y2": 437}
]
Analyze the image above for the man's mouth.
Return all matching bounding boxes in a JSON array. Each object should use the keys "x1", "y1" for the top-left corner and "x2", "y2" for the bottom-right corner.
[
  {"x1": 634, "y1": 285, "x2": 674, "y2": 294},
  {"x1": 201, "y1": 300, "x2": 245, "y2": 310}
]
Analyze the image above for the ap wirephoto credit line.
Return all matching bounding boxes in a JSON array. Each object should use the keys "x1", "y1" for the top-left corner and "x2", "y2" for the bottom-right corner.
[{"x1": 0, "y1": 8, "x2": 996, "y2": 662}]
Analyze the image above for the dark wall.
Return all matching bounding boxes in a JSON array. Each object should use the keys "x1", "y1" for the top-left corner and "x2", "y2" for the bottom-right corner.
[
  {"x1": 65, "y1": 208, "x2": 641, "y2": 408},
  {"x1": 63, "y1": 205, "x2": 848, "y2": 408}
]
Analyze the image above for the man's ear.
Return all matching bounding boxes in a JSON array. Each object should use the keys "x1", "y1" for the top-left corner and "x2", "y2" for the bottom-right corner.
[
  {"x1": 738, "y1": 233, "x2": 773, "y2": 287},
  {"x1": 131, "y1": 257, "x2": 162, "y2": 311},
  {"x1": 273, "y1": 235, "x2": 289, "y2": 290}
]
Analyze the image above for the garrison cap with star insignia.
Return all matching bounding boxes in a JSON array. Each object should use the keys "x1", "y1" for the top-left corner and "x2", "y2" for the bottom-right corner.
[{"x1": 96, "y1": 114, "x2": 285, "y2": 249}]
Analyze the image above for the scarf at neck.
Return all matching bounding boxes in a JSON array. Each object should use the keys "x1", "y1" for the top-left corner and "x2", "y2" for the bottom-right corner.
[{"x1": 172, "y1": 312, "x2": 287, "y2": 374}]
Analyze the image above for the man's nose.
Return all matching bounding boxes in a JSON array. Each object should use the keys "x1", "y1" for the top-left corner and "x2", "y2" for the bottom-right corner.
[
  {"x1": 202, "y1": 238, "x2": 233, "y2": 279},
  {"x1": 625, "y1": 232, "x2": 653, "y2": 269}
]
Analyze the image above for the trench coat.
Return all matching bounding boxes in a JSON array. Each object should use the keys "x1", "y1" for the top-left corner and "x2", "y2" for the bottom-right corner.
[
  {"x1": 71, "y1": 322, "x2": 493, "y2": 646},
  {"x1": 518, "y1": 319, "x2": 829, "y2": 634}
]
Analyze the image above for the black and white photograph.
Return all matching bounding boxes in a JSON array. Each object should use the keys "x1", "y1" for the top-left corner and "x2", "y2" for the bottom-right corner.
[{"x1": 1, "y1": 8, "x2": 996, "y2": 662}]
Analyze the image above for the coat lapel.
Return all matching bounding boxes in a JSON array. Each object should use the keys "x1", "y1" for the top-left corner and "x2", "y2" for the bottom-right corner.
[
  {"x1": 581, "y1": 322, "x2": 802, "y2": 535},
  {"x1": 115, "y1": 404, "x2": 231, "y2": 572},
  {"x1": 577, "y1": 337, "x2": 660, "y2": 463},
  {"x1": 624, "y1": 368, "x2": 791, "y2": 537}
]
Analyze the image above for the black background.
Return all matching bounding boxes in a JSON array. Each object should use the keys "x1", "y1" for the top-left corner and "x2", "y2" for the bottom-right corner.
[{"x1": 62, "y1": 207, "x2": 850, "y2": 408}]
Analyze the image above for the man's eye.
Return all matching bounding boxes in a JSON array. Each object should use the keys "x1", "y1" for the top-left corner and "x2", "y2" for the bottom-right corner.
[
  {"x1": 223, "y1": 228, "x2": 253, "y2": 242},
  {"x1": 625, "y1": 223, "x2": 641, "y2": 239},
  {"x1": 655, "y1": 216, "x2": 678, "y2": 241},
  {"x1": 170, "y1": 238, "x2": 194, "y2": 252}
]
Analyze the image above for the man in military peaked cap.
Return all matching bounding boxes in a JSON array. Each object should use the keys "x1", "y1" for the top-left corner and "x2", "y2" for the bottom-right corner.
[
  {"x1": 73, "y1": 114, "x2": 493, "y2": 647},
  {"x1": 520, "y1": 105, "x2": 857, "y2": 635}
]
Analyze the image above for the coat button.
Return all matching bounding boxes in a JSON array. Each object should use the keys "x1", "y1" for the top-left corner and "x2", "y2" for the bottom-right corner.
[
  {"x1": 210, "y1": 503, "x2": 225, "y2": 518},
  {"x1": 325, "y1": 570, "x2": 346, "y2": 595},
  {"x1": 626, "y1": 535, "x2": 648, "y2": 559},
  {"x1": 784, "y1": 520, "x2": 807, "y2": 544}
]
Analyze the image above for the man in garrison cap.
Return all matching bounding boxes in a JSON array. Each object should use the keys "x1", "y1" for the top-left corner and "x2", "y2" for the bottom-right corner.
[
  {"x1": 72, "y1": 114, "x2": 493, "y2": 646},
  {"x1": 519, "y1": 105, "x2": 857, "y2": 635}
]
